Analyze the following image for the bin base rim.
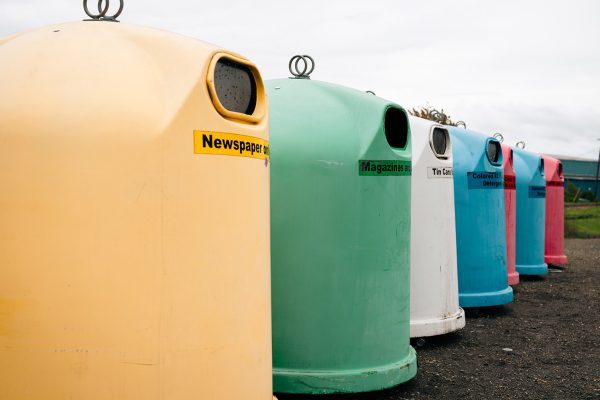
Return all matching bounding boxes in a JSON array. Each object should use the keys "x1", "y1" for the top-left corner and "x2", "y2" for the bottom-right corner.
[
  {"x1": 459, "y1": 286, "x2": 513, "y2": 308},
  {"x1": 516, "y1": 262, "x2": 548, "y2": 275},
  {"x1": 273, "y1": 346, "x2": 417, "y2": 394},
  {"x1": 410, "y1": 308, "x2": 465, "y2": 338},
  {"x1": 508, "y1": 271, "x2": 520, "y2": 286},
  {"x1": 544, "y1": 254, "x2": 567, "y2": 265}
]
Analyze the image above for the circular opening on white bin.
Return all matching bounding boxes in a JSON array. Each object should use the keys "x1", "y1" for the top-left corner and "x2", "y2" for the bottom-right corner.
[{"x1": 429, "y1": 127, "x2": 450, "y2": 159}]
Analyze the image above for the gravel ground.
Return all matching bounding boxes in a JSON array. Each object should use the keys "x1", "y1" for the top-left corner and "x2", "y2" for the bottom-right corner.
[{"x1": 277, "y1": 238, "x2": 600, "y2": 400}]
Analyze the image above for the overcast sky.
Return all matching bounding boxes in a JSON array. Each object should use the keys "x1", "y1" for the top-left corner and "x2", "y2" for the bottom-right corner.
[{"x1": 2, "y1": 0, "x2": 599, "y2": 159}]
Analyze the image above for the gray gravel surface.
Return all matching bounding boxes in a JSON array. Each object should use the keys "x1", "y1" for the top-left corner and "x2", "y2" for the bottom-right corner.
[{"x1": 276, "y1": 238, "x2": 600, "y2": 400}]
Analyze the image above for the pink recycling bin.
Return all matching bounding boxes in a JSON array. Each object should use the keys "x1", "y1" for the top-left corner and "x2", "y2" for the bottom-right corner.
[
  {"x1": 501, "y1": 144, "x2": 519, "y2": 285},
  {"x1": 543, "y1": 155, "x2": 568, "y2": 265}
]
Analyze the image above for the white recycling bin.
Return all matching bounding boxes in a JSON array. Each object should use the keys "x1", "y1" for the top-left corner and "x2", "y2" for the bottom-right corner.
[{"x1": 409, "y1": 116, "x2": 465, "y2": 337}]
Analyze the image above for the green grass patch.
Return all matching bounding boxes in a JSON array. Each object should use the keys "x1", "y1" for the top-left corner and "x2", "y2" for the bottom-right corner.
[{"x1": 565, "y1": 205, "x2": 600, "y2": 238}]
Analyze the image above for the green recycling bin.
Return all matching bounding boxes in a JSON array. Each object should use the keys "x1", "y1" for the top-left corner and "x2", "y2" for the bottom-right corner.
[{"x1": 267, "y1": 65, "x2": 416, "y2": 394}]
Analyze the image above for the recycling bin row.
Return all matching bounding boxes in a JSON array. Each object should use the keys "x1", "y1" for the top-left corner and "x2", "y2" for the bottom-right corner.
[{"x1": 0, "y1": 20, "x2": 569, "y2": 399}]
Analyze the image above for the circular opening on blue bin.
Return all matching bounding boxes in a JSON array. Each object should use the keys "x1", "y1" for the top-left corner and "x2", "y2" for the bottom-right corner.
[{"x1": 486, "y1": 139, "x2": 501, "y2": 165}]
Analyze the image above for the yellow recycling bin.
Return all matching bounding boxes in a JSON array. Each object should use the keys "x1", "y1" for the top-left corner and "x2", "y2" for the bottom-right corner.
[{"x1": 0, "y1": 21, "x2": 273, "y2": 400}]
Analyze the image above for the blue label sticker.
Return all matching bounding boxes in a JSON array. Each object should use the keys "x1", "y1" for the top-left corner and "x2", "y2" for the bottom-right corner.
[
  {"x1": 467, "y1": 171, "x2": 503, "y2": 189},
  {"x1": 529, "y1": 185, "x2": 546, "y2": 198}
]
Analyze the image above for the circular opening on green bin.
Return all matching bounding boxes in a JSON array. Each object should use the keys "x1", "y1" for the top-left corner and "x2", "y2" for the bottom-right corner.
[{"x1": 384, "y1": 107, "x2": 408, "y2": 149}]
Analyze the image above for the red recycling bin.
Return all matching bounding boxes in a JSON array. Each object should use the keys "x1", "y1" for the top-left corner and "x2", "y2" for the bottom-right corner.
[
  {"x1": 543, "y1": 155, "x2": 568, "y2": 265},
  {"x1": 501, "y1": 144, "x2": 519, "y2": 285}
]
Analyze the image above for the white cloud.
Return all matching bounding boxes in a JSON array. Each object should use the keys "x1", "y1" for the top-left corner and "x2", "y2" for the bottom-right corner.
[{"x1": 1, "y1": 0, "x2": 599, "y2": 158}]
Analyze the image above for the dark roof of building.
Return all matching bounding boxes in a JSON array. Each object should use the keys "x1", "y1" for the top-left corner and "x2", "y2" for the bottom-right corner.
[
  {"x1": 547, "y1": 154, "x2": 596, "y2": 162},
  {"x1": 545, "y1": 154, "x2": 597, "y2": 179}
]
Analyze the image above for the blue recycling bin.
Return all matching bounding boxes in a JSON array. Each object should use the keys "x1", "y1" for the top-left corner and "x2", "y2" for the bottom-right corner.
[
  {"x1": 450, "y1": 128, "x2": 513, "y2": 307},
  {"x1": 512, "y1": 147, "x2": 548, "y2": 275}
]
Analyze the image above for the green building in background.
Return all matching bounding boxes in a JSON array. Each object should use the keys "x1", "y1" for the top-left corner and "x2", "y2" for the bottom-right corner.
[{"x1": 552, "y1": 155, "x2": 599, "y2": 200}]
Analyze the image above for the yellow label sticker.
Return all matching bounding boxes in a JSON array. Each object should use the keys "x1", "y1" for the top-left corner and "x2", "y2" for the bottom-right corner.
[{"x1": 194, "y1": 131, "x2": 270, "y2": 161}]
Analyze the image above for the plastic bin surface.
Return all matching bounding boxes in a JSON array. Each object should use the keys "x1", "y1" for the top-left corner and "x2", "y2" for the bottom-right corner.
[
  {"x1": 0, "y1": 22, "x2": 273, "y2": 400},
  {"x1": 543, "y1": 155, "x2": 568, "y2": 265},
  {"x1": 513, "y1": 148, "x2": 548, "y2": 275},
  {"x1": 409, "y1": 116, "x2": 465, "y2": 337},
  {"x1": 450, "y1": 128, "x2": 513, "y2": 307},
  {"x1": 268, "y1": 78, "x2": 416, "y2": 394},
  {"x1": 501, "y1": 144, "x2": 520, "y2": 285}
]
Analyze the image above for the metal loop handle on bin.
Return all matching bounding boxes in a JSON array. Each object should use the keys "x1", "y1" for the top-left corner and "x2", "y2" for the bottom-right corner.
[
  {"x1": 516, "y1": 141, "x2": 526, "y2": 149},
  {"x1": 289, "y1": 55, "x2": 315, "y2": 79},
  {"x1": 366, "y1": 90, "x2": 376, "y2": 95},
  {"x1": 493, "y1": 133, "x2": 504, "y2": 143},
  {"x1": 455, "y1": 121, "x2": 467, "y2": 129},
  {"x1": 83, "y1": 0, "x2": 123, "y2": 21}
]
